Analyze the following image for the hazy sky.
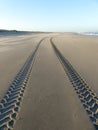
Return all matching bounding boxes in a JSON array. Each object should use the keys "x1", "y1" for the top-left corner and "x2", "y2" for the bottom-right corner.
[{"x1": 0, "y1": 0, "x2": 98, "y2": 32}]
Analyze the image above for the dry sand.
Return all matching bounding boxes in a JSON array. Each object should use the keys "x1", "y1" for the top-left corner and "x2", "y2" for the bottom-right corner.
[
  {"x1": 53, "y1": 34, "x2": 98, "y2": 94},
  {"x1": 0, "y1": 33, "x2": 97, "y2": 130}
]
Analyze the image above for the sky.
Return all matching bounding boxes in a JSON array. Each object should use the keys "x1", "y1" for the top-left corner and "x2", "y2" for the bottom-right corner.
[{"x1": 0, "y1": 0, "x2": 98, "y2": 32}]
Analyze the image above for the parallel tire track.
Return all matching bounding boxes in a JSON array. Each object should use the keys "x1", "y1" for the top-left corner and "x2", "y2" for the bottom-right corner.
[
  {"x1": 0, "y1": 38, "x2": 44, "y2": 130},
  {"x1": 51, "y1": 38, "x2": 98, "y2": 130}
]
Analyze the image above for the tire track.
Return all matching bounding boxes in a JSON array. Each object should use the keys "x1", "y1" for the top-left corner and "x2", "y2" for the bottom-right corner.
[
  {"x1": 51, "y1": 38, "x2": 98, "y2": 130},
  {"x1": 0, "y1": 38, "x2": 44, "y2": 130}
]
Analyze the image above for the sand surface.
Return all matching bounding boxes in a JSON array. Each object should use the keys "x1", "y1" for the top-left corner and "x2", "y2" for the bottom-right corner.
[
  {"x1": 0, "y1": 33, "x2": 97, "y2": 130},
  {"x1": 53, "y1": 34, "x2": 98, "y2": 94}
]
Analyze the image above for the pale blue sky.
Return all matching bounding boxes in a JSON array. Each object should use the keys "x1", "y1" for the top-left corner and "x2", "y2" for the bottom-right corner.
[{"x1": 0, "y1": 0, "x2": 98, "y2": 32}]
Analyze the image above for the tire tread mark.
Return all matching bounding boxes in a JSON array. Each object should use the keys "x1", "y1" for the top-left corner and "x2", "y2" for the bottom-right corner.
[
  {"x1": 51, "y1": 38, "x2": 98, "y2": 130},
  {"x1": 0, "y1": 38, "x2": 44, "y2": 130}
]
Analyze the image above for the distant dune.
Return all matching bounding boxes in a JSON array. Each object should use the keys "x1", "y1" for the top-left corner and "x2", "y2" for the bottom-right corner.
[
  {"x1": 0, "y1": 29, "x2": 32, "y2": 36},
  {"x1": 0, "y1": 29, "x2": 46, "y2": 37}
]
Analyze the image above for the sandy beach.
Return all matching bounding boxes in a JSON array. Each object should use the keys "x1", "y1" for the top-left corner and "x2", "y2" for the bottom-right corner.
[{"x1": 0, "y1": 33, "x2": 98, "y2": 130}]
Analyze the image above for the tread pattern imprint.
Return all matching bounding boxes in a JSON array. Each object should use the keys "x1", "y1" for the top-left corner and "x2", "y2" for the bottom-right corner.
[
  {"x1": 51, "y1": 38, "x2": 98, "y2": 130},
  {"x1": 0, "y1": 38, "x2": 44, "y2": 130}
]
